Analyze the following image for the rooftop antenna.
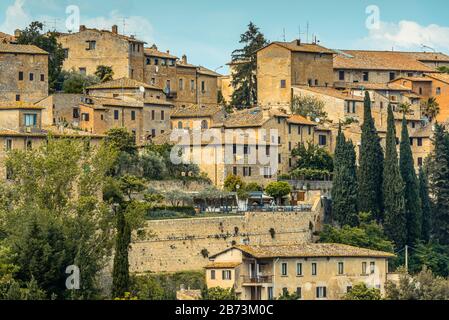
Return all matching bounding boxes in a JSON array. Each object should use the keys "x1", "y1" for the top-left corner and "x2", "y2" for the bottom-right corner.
[
  {"x1": 306, "y1": 21, "x2": 309, "y2": 43},
  {"x1": 119, "y1": 17, "x2": 128, "y2": 35},
  {"x1": 421, "y1": 44, "x2": 436, "y2": 52},
  {"x1": 283, "y1": 28, "x2": 286, "y2": 42},
  {"x1": 298, "y1": 25, "x2": 304, "y2": 41}
]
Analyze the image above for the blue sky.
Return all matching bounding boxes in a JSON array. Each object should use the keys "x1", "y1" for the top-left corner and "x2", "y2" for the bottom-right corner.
[{"x1": 1, "y1": 0, "x2": 449, "y2": 73}]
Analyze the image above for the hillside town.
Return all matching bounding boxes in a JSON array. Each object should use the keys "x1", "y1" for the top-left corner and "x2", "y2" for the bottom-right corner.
[{"x1": 1, "y1": 19, "x2": 449, "y2": 303}]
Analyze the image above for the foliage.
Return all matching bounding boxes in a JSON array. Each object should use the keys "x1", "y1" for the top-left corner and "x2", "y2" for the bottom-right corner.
[
  {"x1": 61, "y1": 70, "x2": 100, "y2": 94},
  {"x1": 265, "y1": 182, "x2": 291, "y2": 204},
  {"x1": 202, "y1": 287, "x2": 238, "y2": 300},
  {"x1": 421, "y1": 97, "x2": 440, "y2": 121},
  {"x1": 397, "y1": 102, "x2": 413, "y2": 115},
  {"x1": 319, "y1": 213, "x2": 394, "y2": 253},
  {"x1": 331, "y1": 126, "x2": 358, "y2": 227},
  {"x1": 131, "y1": 271, "x2": 205, "y2": 300},
  {"x1": 164, "y1": 190, "x2": 193, "y2": 207},
  {"x1": 409, "y1": 242, "x2": 449, "y2": 277},
  {"x1": 291, "y1": 94, "x2": 328, "y2": 123},
  {"x1": 17, "y1": 21, "x2": 65, "y2": 93},
  {"x1": 419, "y1": 167, "x2": 432, "y2": 243},
  {"x1": 383, "y1": 106, "x2": 407, "y2": 248},
  {"x1": 230, "y1": 22, "x2": 268, "y2": 108},
  {"x1": 291, "y1": 142, "x2": 333, "y2": 172},
  {"x1": 277, "y1": 290, "x2": 300, "y2": 300},
  {"x1": 427, "y1": 124, "x2": 449, "y2": 245},
  {"x1": 358, "y1": 92, "x2": 384, "y2": 222},
  {"x1": 385, "y1": 267, "x2": 449, "y2": 300},
  {"x1": 399, "y1": 116, "x2": 422, "y2": 245},
  {"x1": 1, "y1": 138, "x2": 117, "y2": 299},
  {"x1": 437, "y1": 66, "x2": 449, "y2": 74},
  {"x1": 290, "y1": 168, "x2": 331, "y2": 181},
  {"x1": 95, "y1": 65, "x2": 114, "y2": 82},
  {"x1": 343, "y1": 283, "x2": 381, "y2": 300},
  {"x1": 223, "y1": 174, "x2": 245, "y2": 192}
]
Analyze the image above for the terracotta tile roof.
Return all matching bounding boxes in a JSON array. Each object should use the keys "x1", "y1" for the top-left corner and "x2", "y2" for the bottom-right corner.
[
  {"x1": 342, "y1": 82, "x2": 411, "y2": 91},
  {"x1": 143, "y1": 97, "x2": 173, "y2": 106},
  {"x1": 287, "y1": 114, "x2": 317, "y2": 126},
  {"x1": 259, "y1": 40, "x2": 334, "y2": 54},
  {"x1": 86, "y1": 77, "x2": 161, "y2": 91},
  {"x1": 88, "y1": 96, "x2": 143, "y2": 108},
  {"x1": 424, "y1": 73, "x2": 449, "y2": 84},
  {"x1": 198, "y1": 66, "x2": 222, "y2": 77},
  {"x1": 394, "y1": 76, "x2": 433, "y2": 82},
  {"x1": 407, "y1": 52, "x2": 449, "y2": 63},
  {"x1": 144, "y1": 47, "x2": 178, "y2": 60},
  {"x1": 212, "y1": 108, "x2": 268, "y2": 128},
  {"x1": 0, "y1": 43, "x2": 48, "y2": 55},
  {"x1": 205, "y1": 262, "x2": 242, "y2": 269},
  {"x1": 58, "y1": 28, "x2": 145, "y2": 44},
  {"x1": 0, "y1": 101, "x2": 45, "y2": 110},
  {"x1": 171, "y1": 104, "x2": 222, "y2": 118},
  {"x1": 334, "y1": 50, "x2": 435, "y2": 72},
  {"x1": 232, "y1": 243, "x2": 395, "y2": 259},
  {"x1": 293, "y1": 85, "x2": 364, "y2": 101},
  {"x1": 0, "y1": 32, "x2": 15, "y2": 43},
  {"x1": 0, "y1": 127, "x2": 104, "y2": 138}
]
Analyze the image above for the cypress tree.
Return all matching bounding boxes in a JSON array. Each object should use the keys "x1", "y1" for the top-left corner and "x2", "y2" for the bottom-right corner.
[
  {"x1": 428, "y1": 124, "x2": 449, "y2": 245},
  {"x1": 382, "y1": 105, "x2": 406, "y2": 248},
  {"x1": 399, "y1": 116, "x2": 422, "y2": 245},
  {"x1": 332, "y1": 126, "x2": 359, "y2": 226},
  {"x1": 358, "y1": 92, "x2": 384, "y2": 221},
  {"x1": 111, "y1": 208, "x2": 131, "y2": 298},
  {"x1": 418, "y1": 167, "x2": 432, "y2": 243}
]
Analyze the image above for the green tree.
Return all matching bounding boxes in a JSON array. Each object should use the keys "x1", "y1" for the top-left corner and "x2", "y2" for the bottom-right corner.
[
  {"x1": 399, "y1": 116, "x2": 422, "y2": 245},
  {"x1": 428, "y1": 124, "x2": 449, "y2": 245},
  {"x1": 383, "y1": 105, "x2": 407, "y2": 248},
  {"x1": 105, "y1": 128, "x2": 139, "y2": 176},
  {"x1": 230, "y1": 22, "x2": 268, "y2": 108},
  {"x1": 437, "y1": 66, "x2": 449, "y2": 74},
  {"x1": 16, "y1": 21, "x2": 65, "y2": 93},
  {"x1": 95, "y1": 65, "x2": 114, "y2": 82},
  {"x1": 331, "y1": 127, "x2": 358, "y2": 227},
  {"x1": 419, "y1": 167, "x2": 432, "y2": 243},
  {"x1": 409, "y1": 242, "x2": 449, "y2": 277},
  {"x1": 61, "y1": 70, "x2": 100, "y2": 94},
  {"x1": 223, "y1": 175, "x2": 245, "y2": 192},
  {"x1": 358, "y1": 92, "x2": 384, "y2": 222},
  {"x1": 319, "y1": 213, "x2": 394, "y2": 253},
  {"x1": 291, "y1": 94, "x2": 328, "y2": 123},
  {"x1": 344, "y1": 283, "x2": 381, "y2": 300},
  {"x1": 421, "y1": 97, "x2": 440, "y2": 122},
  {"x1": 265, "y1": 181, "x2": 292, "y2": 205},
  {"x1": 202, "y1": 287, "x2": 238, "y2": 300},
  {"x1": 291, "y1": 142, "x2": 333, "y2": 172},
  {"x1": 277, "y1": 290, "x2": 300, "y2": 300}
]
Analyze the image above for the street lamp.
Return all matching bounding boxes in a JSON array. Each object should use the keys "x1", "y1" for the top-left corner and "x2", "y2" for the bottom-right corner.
[{"x1": 235, "y1": 184, "x2": 240, "y2": 213}]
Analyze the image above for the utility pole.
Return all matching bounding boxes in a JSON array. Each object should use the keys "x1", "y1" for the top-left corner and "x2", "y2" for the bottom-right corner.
[{"x1": 405, "y1": 245, "x2": 409, "y2": 273}]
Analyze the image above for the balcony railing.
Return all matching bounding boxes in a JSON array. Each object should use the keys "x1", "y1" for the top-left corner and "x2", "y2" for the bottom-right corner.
[{"x1": 241, "y1": 275, "x2": 273, "y2": 284}]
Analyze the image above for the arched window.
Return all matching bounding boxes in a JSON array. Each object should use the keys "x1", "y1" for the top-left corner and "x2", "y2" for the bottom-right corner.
[
  {"x1": 201, "y1": 120, "x2": 208, "y2": 129},
  {"x1": 178, "y1": 121, "x2": 183, "y2": 129}
]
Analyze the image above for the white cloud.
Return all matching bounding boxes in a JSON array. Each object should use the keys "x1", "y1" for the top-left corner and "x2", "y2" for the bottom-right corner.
[
  {"x1": 358, "y1": 20, "x2": 449, "y2": 52},
  {"x1": 0, "y1": 0, "x2": 32, "y2": 34}
]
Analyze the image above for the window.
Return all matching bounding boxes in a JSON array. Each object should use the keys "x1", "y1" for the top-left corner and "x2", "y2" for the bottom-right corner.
[
  {"x1": 412, "y1": 122, "x2": 416, "y2": 129},
  {"x1": 370, "y1": 262, "x2": 375, "y2": 274},
  {"x1": 417, "y1": 138, "x2": 423, "y2": 147},
  {"x1": 263, "y1": 167, "x2": 272, "y2": 179},
  {"x1": 233, "y1": 143, "x2": 237, "y2": 155},
  {"x1": 363, "y1": 71, "x2": 369, "y2": 82},
  {"x1": 308, "y1": 79, "x2": 312, "y2": 86},
  {"x1": 166, "y1": 80, "x2": 171, "y2": 92},
  {"x1": 18, "y1": 71, "x2": 23, "y2": 81},
  {"x1": 15, "y1": 94, "x2": 20, "y2": 101},
  {"x1": 436, "y1": 87, "x2": 441, "y2": 95},
  {"x1": 410, "y1": 138, "x2": 414, "y2": 146},
  {"x1": 161, "y1": 110, "x2": 165, "y2": 121},
  {"x1": 278, "y1": 154, "x2": 281, "y2": 164},
  {"x1": 24, "y1": 114, "x2": 37, "y2": 126},
  {"x1": 40, "y1": 74, "x2": 45, "y2": 82},
  {"x1": 298, "y1": 125, "x2": 301, "y2": 135},
  {"x1": 161, "y1": 59, "x2": 167, "y2": 66},
  {"x1": 87, "y1": 40, "x2": 96, "y2": 50},
  {"x1": 222, "y1": 270, "x2": 232, "y2": 280},
  {"x1": 281, "y1": 263, "x2": 288, "y2": 276},
  {"x1": 315, "y1": 79, "x2": 319, "y2": 86},
  {"x1": 131, "y1": 110, "x2": 136, "y2": 121},
  {"x1": 151, "y1": 110, "x2": 155, "y2": 120},
  {"x1": 151, "y1": 78, "x2": 156, "y2": 85},
  {"x1": 280, "y1": 80, "x2": 286, "y2": 88},
  {"x1": 29, "y1": 73, "x2": 34, "y2": 81},
  {"x1": 312, "y1": 263, "x2": 317, "y2": 276},
  {"x1": 178, "y1": 121, "x2": 183, "y2": 129},
  {"x1": 319, "y1": 135, "x2": 327, "y2": 146},
  {"x1": 352, "y1": 101, "x2": 356, "y2": 113},
  {"x1": 389, "y1": 72, "x2": 396, "y2": 81},
  {"x1": 418, "y1": 157, "x2": 423, "y2": 167},
  {"x1": 25, "y1": 139, "x2": 32, "y2": 150},
  {"x1": 146, "y1": 57, "x2": 151, "y2": 65},
  {"x1": 265, "y1": 145, "x2": 270, "y2": 156},
  {"x1": 296, "y1": 287, "x2": 302, "y2": 299},
  {"x1": 81, "y1": 113, "x2": 89, "y2": 121},
  {"x1": 151, "y1": 129, "x2": 156, "y2": 138},
  {"x1": 201, "y1": 120, "x2": 208, "y2": 129},
  {"x1": 190, "y1": 80, "x2": 195, "y2": 91},
  {"x1": 63, "y1": 48, "x2": 69, "y2": 59},
  {"x1": 5, "y1": 139, "x2": 13, "y2": 151},
  {"x1": 316, "y1": 286, "x2": 327, "y2": 298},
  {"x1": 308, "y1": 127, "x2": 312, "y2": 135},
  {"x1": 244, "y1": 144, "x2": 249, "y2": 155},
  {"x1": 268, "y1": 287, "x2": 274, "y2": 300},
  {"x1": 296, "y1": 263, "x2": 303, "y2": 276},
  {"x1": 79, "y1": 68, "x2": 86, "y2": 75},
  {"x1": 201, "y1": 81, "x2": 206, "y2": 92},
  {"x1": 179, "y1": 78, "x2": 184, "y2": 90},
  {"x1": 288, "y1": 142, "x2": 292, "y2": 151},
  {"x1": 339, "y1": 70, "x2": 345, "y2": 81},
  {"x1": 210, "y1": 270, "x2": 216, "y2": 280},
  {"x1": 114, "y1": 110, "x2": 119, "y2": 120},
  {"x1": 243, "y1": 167, "x2": 252, "y2": 177},
  {"x1": 362, "y1": 262, "x2": 367, "y2": 275},
  {"x1": 419, "y1": 87, "x2": 423, "y2": 95},
  {"x1": 233, "y1": 166, "x2": 238, "y2": 176},
  {"x1": 154, "y1": 58, "x2": 159, "y2": 65},
  {"x1": 338, "y1": 262, "x2": 344, "y2": 275}
]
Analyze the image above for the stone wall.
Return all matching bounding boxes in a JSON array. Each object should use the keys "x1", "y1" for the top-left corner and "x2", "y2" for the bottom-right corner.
[{"x1": 130, "y1": 209, "x2": 319, "y2": 273}]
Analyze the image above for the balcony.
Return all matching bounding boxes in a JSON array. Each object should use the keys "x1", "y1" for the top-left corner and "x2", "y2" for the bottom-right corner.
[{"x1": 241, "y1": 275, "x2": 273, "y2": 285}]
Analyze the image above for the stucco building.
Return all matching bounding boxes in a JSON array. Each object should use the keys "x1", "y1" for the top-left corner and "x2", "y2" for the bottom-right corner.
[
  {"x1": 205, "y1": 243, "x2": 395, "y2": 300},
  {"x1": 0, "y1": 43, "x2": 48, "y2": 103}
]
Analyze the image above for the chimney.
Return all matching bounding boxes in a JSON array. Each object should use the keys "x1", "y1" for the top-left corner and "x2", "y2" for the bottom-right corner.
[
  {"x1": 182, "y1": 54, "x2": 187, "y2": 64},
  {"x1": 296, "y1": 39, "x2": 301, "y2": 46},
  {"x1": 14, "y1": 29, "x2": 21, "y2": 38},
  {"x1": 112, "y1": 25, "x2": 118, "y2": 34},
  {"x1": 79, "y1": 25, "x2": 86, "y2": 32},
  {"x1": 167, "y1": 50, "x2": 170, "y2": 54}
]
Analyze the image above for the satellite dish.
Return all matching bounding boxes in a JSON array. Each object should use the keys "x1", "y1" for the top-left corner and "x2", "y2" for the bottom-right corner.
[
  {"x1": 315, "y1": 118, "x2": 321, "y2": 123},
  {"x1": 139, "y1": 86, "x2": 145, "y2": 93}
]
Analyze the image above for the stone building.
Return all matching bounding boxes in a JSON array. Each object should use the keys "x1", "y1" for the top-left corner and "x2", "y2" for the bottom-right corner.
[
  {"x1": 333, "y1": 50, "x2": 445, "y2": 85},
  {"x1": 57, "y1": 25, "x2": 145, "y2": 81},
  {"x1": 0, "y1": 43, "x2": 48, "y2": 103},
  {"x1": 144, "y1": 45, "x2": 179, "y2": 96},
  {"x1": 256, "y1": 40, "x2": 335, "y2": 110},
  {"x1": 205, "y1": 243, "x2": 395, "y2": 300}
]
